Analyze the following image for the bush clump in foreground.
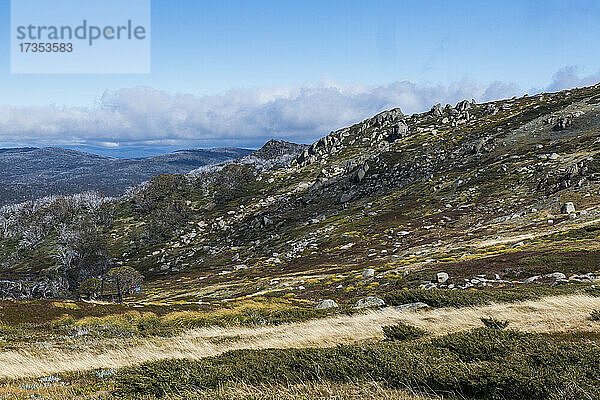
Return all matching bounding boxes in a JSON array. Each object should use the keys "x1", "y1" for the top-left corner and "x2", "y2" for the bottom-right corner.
[
  {"x1": 115, "y1": 328, "x2": 600, "y2": 400},
  {"x1": 480, "y1": 317, "x2": 509, "y2": 329},
  {"x1": 382, "y1": 322, "x2": 427, "y2": 341}
]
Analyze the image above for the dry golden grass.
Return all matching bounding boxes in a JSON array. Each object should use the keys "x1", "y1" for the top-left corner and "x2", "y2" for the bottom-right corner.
[
  {"x1": 0, "y1": 381, "x2": 432, "y2": 400},
  {"x1": 397, "y1": 293, "x2": 600, "y2": 336},
  {"x1": 0, "y1": 384, "x2": 110, "y2": 400},
  {"x1": 173, "y1": 382, "x2": 435, "y2": 400},
  {"x1": 0, "y1": 294, "x2": 599, "y2": 380}
]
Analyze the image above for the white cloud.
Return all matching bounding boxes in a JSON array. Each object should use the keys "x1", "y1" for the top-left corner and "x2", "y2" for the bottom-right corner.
[
  {"x1": 100, "y1": 141, "x2": 120, "y2": 148},
  {"x1": 545, "y1": 66, "x2": 600, "y2": 93},
  {"x1": 0, "y1": 69, "x2": 595, "y2": 150}
]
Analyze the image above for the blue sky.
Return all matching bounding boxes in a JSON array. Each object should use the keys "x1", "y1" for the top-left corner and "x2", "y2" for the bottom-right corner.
[{"x1": 1, "y1": 0, "x2": 600, "y2": 155}]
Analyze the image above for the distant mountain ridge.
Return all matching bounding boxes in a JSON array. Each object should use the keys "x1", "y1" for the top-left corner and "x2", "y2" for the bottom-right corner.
[{"x1": 0, "y1": 146, "x2": 252, "y2": 206}]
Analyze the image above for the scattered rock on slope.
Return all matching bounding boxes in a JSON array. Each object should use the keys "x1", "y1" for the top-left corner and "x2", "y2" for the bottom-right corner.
[
  {"x1": 315, "y1": 299, "x2": 339, "y2": 309},
  {"x1": 561, "y1": 202, "x2": 576, "y2": 214},
  {"x1": 355, "y1": 296, "x2": 385, "y2": 308},
  {"x1": 436, "y1": 272, "x2": 449, "y2": 283}
]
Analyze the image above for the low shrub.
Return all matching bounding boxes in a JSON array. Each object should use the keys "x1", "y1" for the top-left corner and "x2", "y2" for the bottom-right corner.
[
  {"x1": 50, "y1": 315, "x2": 76, "y2": 329},
  {"x1": 135, "y1": 314, "x2": 173, "y2": 337},
  {"x1": 0, "y1": 322, "x2": 20, "y2": 336},
  {"x1": 590, "y1": 310, "x2": 600, "y2": 322},
  {"x1": 382, "y1": 322, "x2": 427, "y2": 341},
  {"x1": 480, "y1": 317, "x2": 509, "y2": 329},
  {"x1": 431, "y1": 328, "x2": 526, "y2": 362},
  {"x1": 71, "y1": 312, "x2": 141, "y2": 337}
]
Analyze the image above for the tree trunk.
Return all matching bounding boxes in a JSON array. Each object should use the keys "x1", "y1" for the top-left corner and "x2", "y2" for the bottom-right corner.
[{"x1": 116, "y1": 276, "x2": 123, "y2": 304}]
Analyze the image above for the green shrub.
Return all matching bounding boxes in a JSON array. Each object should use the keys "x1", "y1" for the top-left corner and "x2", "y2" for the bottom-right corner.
[
  {"x1": 0, "y1": 322, "x2": 19, "y2": 336},
  {"x1": 78, "y1": 278, "x2": 102, "y2": 299},
  {"x1": 212, "y1": 164, "x2": 257, "y2": 204},
  {"x1": 590, "y1": 310, "x2": 600, "y2": 321},
  {"x1": 382, "y1": 322, "x2": 427, "y2": 341},
  {"x1": 136, "y1": 314, "x2": 173, "y2": 337},
  {"x1": 50, "y1": 315, "x2": 76, "y2": 329},
  {"x1": 432, "y1": 328, "x2": 527, "y2": 362},
  {"x1": 480, "y1": 317, "x2": 509, "y2": 329}
]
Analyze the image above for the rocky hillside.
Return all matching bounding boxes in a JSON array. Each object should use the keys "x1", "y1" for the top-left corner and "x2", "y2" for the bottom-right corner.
[
  {"x1": 2, "y1": 84, "x2": 600, "y2": 305},
  {"x1": 0, "y1": 147, "x2": 252, "y2": 206},
  {"x1": 189, "y1": 139, "x2": 308, "y2": 175}
]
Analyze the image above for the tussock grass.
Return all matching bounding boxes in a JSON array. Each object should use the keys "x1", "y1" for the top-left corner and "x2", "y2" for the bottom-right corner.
[
  {"x1": 46, "y1": 303, "x2": 329, "y2": 338},
  {"x1": 0, "y1": 294, "x2": 599, "y2": 379},
  {"x1": 153, "y1": 382, "x2": 433, "y2": 400},
  {"x1": 0, "y1": 381, "x2": 431, "y2": 400}
]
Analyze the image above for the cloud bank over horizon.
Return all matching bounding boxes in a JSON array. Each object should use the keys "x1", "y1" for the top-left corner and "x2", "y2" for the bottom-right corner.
[{"x1": 0, "y1": 66, "x2": 597, "y2": 152}]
